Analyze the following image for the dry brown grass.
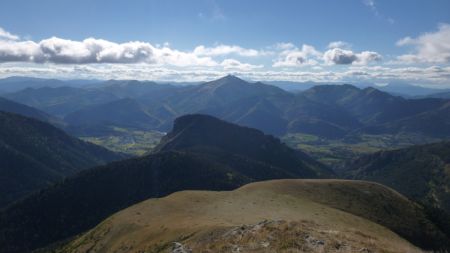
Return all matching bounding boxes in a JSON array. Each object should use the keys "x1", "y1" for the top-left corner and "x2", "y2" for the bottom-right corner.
[
  {"x1": 56, "y1": 179, "x2": 426, "y2": 253},
  {"x1": 185, "y1": 220, "x2": 410, "y2": 253}
]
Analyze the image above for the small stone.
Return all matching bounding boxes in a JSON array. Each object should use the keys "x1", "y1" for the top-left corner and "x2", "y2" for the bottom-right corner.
[
  {"x1": 261, "y1": 241, "x2": 270, "y2": 248},
  {"x1": 172, "y1": 242, "x2": 192, "y2": 253}
]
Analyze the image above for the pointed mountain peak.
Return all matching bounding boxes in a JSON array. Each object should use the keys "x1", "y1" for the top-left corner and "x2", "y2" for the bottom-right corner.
[
  {"x1": 211, "y1": 74, "x2": 247, "y2": 85},
  {"x1": 222, "y1": 74, "x2": 244, "y2": 81},
  {"x1": 200, "y1": 75, "x2": 252, "y2": 93}
]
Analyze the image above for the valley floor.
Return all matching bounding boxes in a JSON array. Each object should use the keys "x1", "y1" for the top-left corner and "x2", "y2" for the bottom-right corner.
[
  {"x1": 80, "y1": 128, "x2": 165, "y2": 156},
  {"x1": 80, "y1": 128, "x2": 445, "y2": 168},
  {"x1": 282, "y1": 132, "x2": 445, "y2": 167}
]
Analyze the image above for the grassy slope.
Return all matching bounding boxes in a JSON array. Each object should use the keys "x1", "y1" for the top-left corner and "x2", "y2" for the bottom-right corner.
[{"x1": 56, "y1": 179, "x2": 444, "y2": 253}]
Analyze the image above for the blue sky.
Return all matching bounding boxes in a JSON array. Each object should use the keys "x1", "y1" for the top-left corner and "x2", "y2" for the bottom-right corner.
[{"x1": 0, "y1": 0, "x2": 449, "y2": 86}]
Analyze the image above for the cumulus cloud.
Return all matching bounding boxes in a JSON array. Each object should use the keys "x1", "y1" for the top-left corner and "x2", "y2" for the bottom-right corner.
[
  {"x1": 39, "y1": 37, "x2": 155, "y2": 64},
  {"x1": 323, "y1": 48, "x2": 381, "y2": 65},
  {"x1": 193, "y1": 44, "x2": 261, "y2": 57},
  {"x1": 356, "y1": 51, "x2": 382, "y2": 65},
  {"x1": 272, "y1": 44, "x2": 321, "y2": 67},
  {"x1": 396, "y1": 23, "x2": 450, "y2": 64},
  {"x1": 0, "y1": 26, "x2": 383, "y2": 70},
  {"x1": 323, "y1": 48, "x2": 357, "y2": 64},
  {"x1": 0, "y1": 40, "x2": 42, "y2": 62},
  {"x1": 272, "y1": 43, "x2": 381, "y2": 67},
  {"x1": 2, "y1": 26, "x2": 446, "y2": 86},
  {"x1": 152, "y1": 45, "x2": 217, "y2": 67},
  {"x1": 0, "y1": 36, "x2": 220, "y2": 66},
  {"x1": 0, "y1": 27, "x2": 19, "y2": 41},
  {"x1": 0, "y1": 34, "x2": 271, "y2": 68}
]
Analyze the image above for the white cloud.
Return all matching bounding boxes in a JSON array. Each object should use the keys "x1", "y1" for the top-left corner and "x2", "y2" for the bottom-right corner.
[
  {"x1": 354, "y1": 51, "x2": 382, "y2": 65},
  {"x1": 273, "y1": 43, "x2": 381, "y2": 67},
  {"x1": 152, "y1": 45, "x2": 217, "y2": 67},
  {"x1": 0, "y1": 35, "x2": 271, "y2": 68},
  {"x1": 1, "y1": 63, "x2": 449, "y2": 87},
  {"x1": 0, "y1": 40, "x2": 42, "y2": 62},
  {"x1": 396, "y1": 23, "x2": 450, "y2": 64},
  {"x1": 396, "y1": 37, "x2": 413, "y2": 46},
  {"x1": 323, "y1": 48, "x2": 381, "y2": 65},
  {"x1": 0, "y1": 27, "x2": 382, "y2": 69},
  {"x1": 193, "y1": 44, "x2": 261, "y2": 57},
  {"x1": 274, "y1": 42, "x2": 296, "y2": 50},
  {"x1": 0, "y1": 25, "x2": 447, "y2": 87},
  {"x1": 0, "y1": 27, "x2": 19, "y2": 41},
  {"x1": 327, "y1": 41, "x2": 351, "y2": 49},
  {"x1": 344, "y1": 65, "x2": 450, "y2": 86},
  {"x1": 0, "y1": 36, "x2": 219, "y2": 66},
  {"x1": 323, "y1": 48, "x2": 356, "y2": 64},
  {"x1": 272, "y1": 44, "x2": 321, "y2": 67},
  {"x1": 220, "y1": 59, "x2": 263, "y2": 71}
]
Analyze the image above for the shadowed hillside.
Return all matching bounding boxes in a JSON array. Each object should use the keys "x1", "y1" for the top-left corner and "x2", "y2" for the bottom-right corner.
[
  {"x1": 0, "y1": 111, "x2": 125, "y2": 208},
  {"x1": 342, "y1": 141, "x2": 450, "y2": 213},
  {"x1": 4, "y1": 86, "x2": 119, "y2": 117},
  {"x1": 65, "y1": 98, "x2": 161, "y2": 131},
  {"x1": 154, "y1": 114, "x2": 332, "y2": 178},
  {"x1": 0, "y1": 114, "x2": 330, "y2": 253},
  {"x1": 0, "y1": 97, "x2": 64, "y2": 127}
]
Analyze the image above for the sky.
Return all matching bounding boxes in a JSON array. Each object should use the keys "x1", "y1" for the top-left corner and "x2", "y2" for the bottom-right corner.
[{"x1": 0, "y1": 0, "x2": 449, "y2": 87}]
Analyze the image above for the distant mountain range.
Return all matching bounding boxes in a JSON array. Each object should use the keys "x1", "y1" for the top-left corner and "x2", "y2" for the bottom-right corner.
[
  {"x1": 266, "y1": 80, "x2": 450, "y2": 97},
  {"x1": 0, "y1": 97, "x2": 64, "y2": 127},
  {"x1": 65, "y1": 98, "x2": 161, "y2": 131},
  {"x1": 1, "y1": 76, "x2": 450, "y2": 252},
  {"x1": 0, "y1": 114, "x2": 331, "y2": 253},
  {"x1": 419, "y1": 90, "x2": 450, "y2": 99},
  {"x1": 372, "y1": 82, "x2": 450, "y2": 97},
  {"x1": 4, "y1": 86, "x2": 119, "y2": 117},
  {"x1": 2, "y1": 75, "x2": 450, "y2": 140},
  {"x1": 0, "y1": 77, "x2": 69, "y2": 93},
  {"x1": 0, "y1": 111, "x2": 125, "y2": 208},
  {"x1": 2, "y1": 75, "x2": 448, "y2": 96}
]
